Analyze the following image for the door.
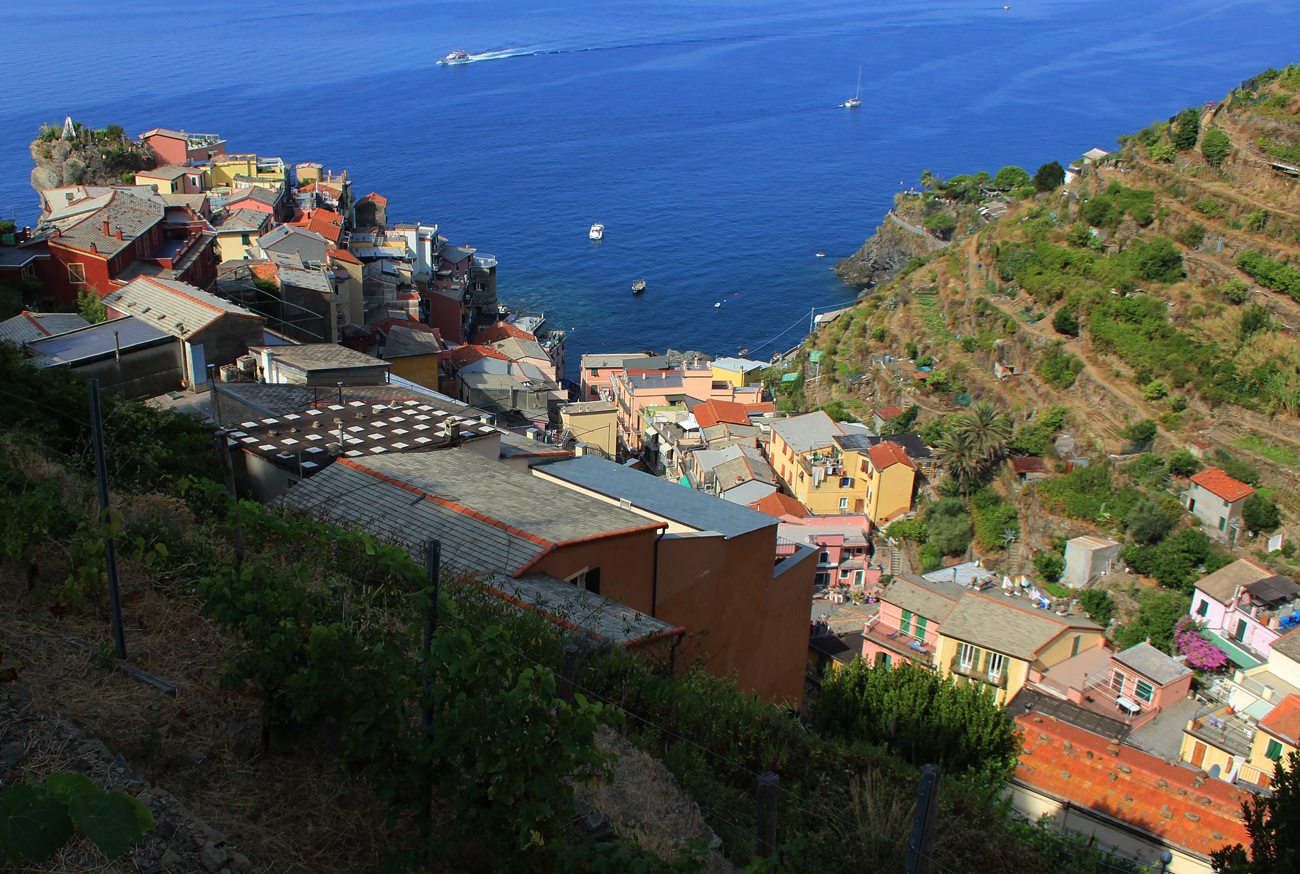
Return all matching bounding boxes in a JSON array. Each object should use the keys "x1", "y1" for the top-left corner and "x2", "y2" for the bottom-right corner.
[
  {"x1": 188, "y1": 342, "x2": 206, "y2": 389},
  {"x1": 1191, "y1": 741, "x2": 1206, "y2": 769}
]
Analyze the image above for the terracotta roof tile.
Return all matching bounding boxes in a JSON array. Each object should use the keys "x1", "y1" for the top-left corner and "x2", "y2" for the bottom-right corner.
[
  {"x1": 866, "y1": 441, "x2": 915, "y2": 471},
  {"x1": 1260, "y1": 693, "x2": 1300, "y2": 746},
  {"x1": 748, "y1": 492, "x2": 809, "y2": 519},
  {"x1": 328, "y1": 248, "x2": 361, "y2": 265},
  {"x1": 1190, "y1": 467, "x2": 1255, "y2": 503},
  {"x1": 473, "y1": 321, "x2": 535, "y2": 344},
  {"x1": 359, "y1": 192, "x2": 388, "y2": 206},
  {"x1": 694, "y1": 399, "x2": 749, "y2": 430},
  {"x1": 1014, "y1": 715, "x2": 1248, "y2": 858},
  {"x1": 874, "y1": 406, "x2": 904, "y2": 420},
  {"x1": 446, "y1": 344, "x2": 510, "y2": 369}
]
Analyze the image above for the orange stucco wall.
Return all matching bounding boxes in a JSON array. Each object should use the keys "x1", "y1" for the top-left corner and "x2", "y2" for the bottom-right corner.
[{"x1": 530, "y1": 529, "x2": 659, "y2": 616}]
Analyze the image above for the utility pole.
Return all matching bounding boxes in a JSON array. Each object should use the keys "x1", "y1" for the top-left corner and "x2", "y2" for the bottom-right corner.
[
  {"x1": 558, "y1": 643, "x2": 579, "y2": 704},
  {"x1": 904, "y1": 764, "x2": 941, "y2": 874},
  {"x1": 88, "y1": 379, "x2": 126, "y2": 661},
  {"x1": 756, "y1": 771, "x2": 779, "y2": 860}
]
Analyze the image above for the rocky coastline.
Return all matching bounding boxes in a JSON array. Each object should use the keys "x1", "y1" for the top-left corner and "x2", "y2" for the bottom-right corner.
[{"x1": 833, "y1": 205, "x2": 947, "y2": 290}]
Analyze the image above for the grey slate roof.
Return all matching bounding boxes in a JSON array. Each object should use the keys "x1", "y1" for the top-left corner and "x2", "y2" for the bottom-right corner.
[
  {"x1": 488, "y1": 573, "x2": 681, "y2": 645},
  {"x1": 439, "y1": 245, "x2": 474, "y2": 263},
  {"x1": 713, "y1": 453, "x2": 776, "y2": 490},
  {"x1": 48, "y1": 191, "x2": 164, "y2": 259},
  {"x1": 1194, "y1": 559, "x2": 1275, "y2": 604},
  {"x1": 1273, "y1": 627, "x2": 1300, "y2": 664},
  {"x1": 883, "y1": 575, "x2": 964, "y2": 623},
  {"x1": 261, "y1": 224, "x2": 328, "y2": 249},
  {"x1": 280, "y1": 450, "x2": 656, "y2": 574},
  {"x1": 211, "y1": 382, "x2": 478, "y2": 422},
  {"x1": 103, "y1": 277, "x2": 262, "y2": 339},
  {"x1": 261, "y1": 343, "x2": 391, "y2": 372},
  {"x1": 25, "y1": 317, "x2": 173, "y2": 367},
  {"x1": 1113, "y1": 642, "x2": 1192, "y2": 687},
  {"x1": 0, "y1": 247, "x2": 42, "y2": 268},
  {"x1": 939, "y1": 593, "x2": 1100, "y2": 662},
  {"x1": 0, "y1": 312, "x2": 90, "y2": 345},
  {"x1": 226, "y1": 187, "x2": 279, "y2": 208},
  {"x1": 381, "y1": 325, "x2": 442, "y2": 358},
  {"x1": 581, "y1": 353, "x2": 652, "y2": 369},
  {"x1": 770, "y1": 411, "x2": 843, "y2": 454},
  {"x1": 627, "y1": 371, "x2": 683, "y2": 391},
  {"x1": 213, "y1": 208, "x2": 269, "y2": 232},
  {"x1": 279, "y1": 265, "x2": 332, "y2": 294},
  {"x1": 533, "y1": 455, "x2": 776, "y2": 539},
  {"x1": 492, "y1": 336, "x2": 550, "y2": 362}
]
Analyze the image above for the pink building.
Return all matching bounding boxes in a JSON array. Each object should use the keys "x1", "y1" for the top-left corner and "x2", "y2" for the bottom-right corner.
[
  {"x1": 778, "y1": 515, "x2": 875, "y2": 590},
  {"x1": 579, "y1": 352, "x2": 661, "y2": 400},
  {"x1": 860, "y1": 574, "x2": 957, "y2": 669},
  {"x1": 140, "y1": 128, "x2": 226, "y2": 166},
  {"x1": 1190, "y1": 559, "x2": 1300, "y2": 669},
  {"x1": 1028, "y1": 641, "x2": 1193, "y2": 729},
  {"x1": 610, "y1": 361, "x2": 763, "y2": 453}
]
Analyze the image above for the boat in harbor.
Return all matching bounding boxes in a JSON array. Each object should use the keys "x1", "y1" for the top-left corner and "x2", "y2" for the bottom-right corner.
[
  {"x1": 632, "y1": 279, "x2": 647, "y2": 295},
  {"x1": 439, "y1": 51, "x2": 471, "y2": 65},
  {"x1": 589, "y1": 223, "x2": 604, "y2": 240},
  {"x1": 842, "y1": 67, "x2": 862, "y2": 108}
]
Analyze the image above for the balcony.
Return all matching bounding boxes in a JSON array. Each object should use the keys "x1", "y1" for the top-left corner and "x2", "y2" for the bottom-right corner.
[
  {"x1": 862, "y1": 618, "x2": 934, "y2": 667},
  {"x1": 1186, "y1": 707, "x2": 1255, "y2": 759},
  {"x1": 949, "y1": 656, "x2": 1007, "y2": 689}
]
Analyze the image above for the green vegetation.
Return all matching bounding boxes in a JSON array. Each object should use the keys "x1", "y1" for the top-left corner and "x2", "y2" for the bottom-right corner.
[
  {"x1": 1167, "y1": 449, "x2": 1202, "y2": 477},
  {"x1": 77, "y1": 290, "x2": 107, "y2": 324},
  {"x1": 1212, "y1": 448, "x2": 1262, "y2": 486},
  {"x1": 1079, "y1": 589, "x2": 1115, "y2": 627},
  {"x1": 1242, "y1": 493, "x2": 1282, "y2": 533},
  {"x1": 923, "y1": 498, "x2": 973, "y2": 555},
  {"x1": 1038, "y1": 343, "x2": 1085, "y2": 389},
  {"x1": 1032, "y1": 550, "x2": 1064, "y2": 582},
  {"x1": 1051, "y1": 306, "x2": 1079, "y2": 336},
  {"x1": 1038, "y1": 464, "x2": 1142, "y2": 531},
  {"x1": 970, "y1": 487, "x2": 1019, "y2": 551},
  {"x1": 1234, "y1": 435, "x2": 1300, "y2": 466},
  {"x1": 924, "y1": 212, "x2": 957, "y2": 239},
  {"x1": 1175, "y1": 222, "x2": 1207, "y2": 249},
  {"x1": 936, "y1": 403, "x2": 1012, "y2": 495},
  {"x1": 1125, "y1": 498, "x2": 1176, "y2": 545},
  {"x1": 993, "y1": 166, "x2": 1031, "y2": 190},
  {"x1": 0, "y1": 773, "x2": 152, "y2": 865},
  {"x1": 1124, "y1": 528, "x2": 1232, "y2": 591},
  {"x1": 1115, "y1": 589, "x2": 1190, "y2": 653},
  {"x1": 1238, "y1": 250, "x2": 1300, "y2": 302},
  {"x1": 1032, "y1": 161, "x2": 1065, "y2": 192},
  {"x1": 1080, "y1": 183, "x2": 1155, "y2": 229},
  {"x1": 816, "y1": 661, "x2": 1021, "y2": 784},
  {"x1": 1171, "y1": 108, "x2": 1201, "y2": 151},
  {"x1": 1008, "y1": 406, "x2": 1067, "y2": 457},
  {"x1": 1202, "y1": 128, "x2": 1231, "y2": 166}
]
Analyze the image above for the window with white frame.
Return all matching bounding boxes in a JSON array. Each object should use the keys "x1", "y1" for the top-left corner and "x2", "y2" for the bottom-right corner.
[
  {"x1": 68, "y1": 263, "x2": 86, "y2": 284},
  {"x1": 958, "y1": 642, "x2": 978, "y2": 668},
  {"x1": 819, "y1": 551, "x2": 831, "y2": 564},
  {"x1": 1111, "y1": 670, "x2": 1127, "y2": 693},
  {"x1": 986, "y1": 652, "x2": 1005, "y2": 678},
  {"x1": 838, "y1": 497, "x2": 849, "y2": 510},
  {"x1": 1135, "y1": 679, "x2": 1154, "y2": 703}
]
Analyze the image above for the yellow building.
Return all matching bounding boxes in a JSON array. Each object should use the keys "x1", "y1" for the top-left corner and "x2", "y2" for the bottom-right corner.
[
  {"x1": 859, "y1": 439, "x2": 917, "y2": 525},
  {"x1": 210, "y1": 154, "x2": 288, "y2": 188},
  {"x1": 559, "y1": 401, "x2": 619, "y2": 460},
  {"x1": 931, "y1": 590, "x2": 1105, "y2": 706},
  {"x1": 710, "y1": 357, "x2": 765, "y2": 389},
  {"x1": 1239, "y1": 693, "x2": 1300, "y2": 788}
]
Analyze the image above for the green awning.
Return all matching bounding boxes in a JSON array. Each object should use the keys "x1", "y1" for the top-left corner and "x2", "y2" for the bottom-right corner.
[
  {"x1": 809, "y1": 351, "x2": 824, "y2": 363},
  {"x1": 781, "y1": 373, "x2": 798, "y2": 383},
  {"x1": 1204, "y1": 630, "x2": 1263, "y2": 669}
]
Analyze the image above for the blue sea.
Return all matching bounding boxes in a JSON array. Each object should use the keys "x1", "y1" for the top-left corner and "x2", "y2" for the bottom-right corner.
[{"x1": 0, "y1": 0, "x2": 1293, "y2": 371}]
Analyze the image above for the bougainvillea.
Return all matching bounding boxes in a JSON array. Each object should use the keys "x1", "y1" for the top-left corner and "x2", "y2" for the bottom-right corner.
[{"x1": 1173, "y1": 616, "x2": 1229, "y2": 671}]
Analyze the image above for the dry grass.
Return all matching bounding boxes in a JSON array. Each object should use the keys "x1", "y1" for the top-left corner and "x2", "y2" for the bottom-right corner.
[{"x1": 1, "y1": 553, "x2": 412, "y2": 874}]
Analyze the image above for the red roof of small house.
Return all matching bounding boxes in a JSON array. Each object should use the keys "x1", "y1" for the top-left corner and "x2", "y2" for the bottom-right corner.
[
  {"x1": 866, "y1": 442, "x2": 915, "y2": 471},
  {"x1": 446, "y1": 344, "x2": 510, "y2": 369},
  {"x1": 748, "y1": 492, "x2": 809, "y2": 519},
  {"x1": 298, "y1": 209, "x2": 343, "y2": 244},
  {"x1": 473, "y1": 321, "x2": 535, "y2": 344},
  {"x1": 359, "y1": 192, "x2": 388, "y2": 206},
  {"x1": 1010, "y1": 457, "x2": 1049, "y2": 475},
  {"x1": 694, "y1": 399, "x2": 749, "y2": 429},
  {"x1": 1190, "y1": 467, "x2": 1255, "y2": 503},
  {"x1": 744, "y1": 402, "x2": 775, "y2": 415},
  {"x1": 1259, "y1": 693, "x2": 1300, "y2": 746},
  {"x1": 1014, "y1": 715, "x2": 1249, "y2": 858},
  {"x1": 874, "y1": 406, "x2": 904, "y2": 420},
  {"x1": 328, "y1": 248, "x2": 361, "y2": 265},
  {"x1": 249, "y1": 263, "x2": 279, "y2": 282}
]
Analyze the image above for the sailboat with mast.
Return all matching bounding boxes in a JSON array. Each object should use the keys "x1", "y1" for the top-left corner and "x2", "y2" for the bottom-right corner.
[{"x1": 842, "y1": 67, "x2": 862, "y2": 109}]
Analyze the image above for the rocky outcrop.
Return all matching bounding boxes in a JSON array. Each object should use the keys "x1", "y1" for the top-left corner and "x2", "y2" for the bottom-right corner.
[
  {"x1": 834, "y1": 215, "x2": 939, "y2": 289},
  {"x1": 29, "y1": 134, "x2": 154, "y2": 194}
]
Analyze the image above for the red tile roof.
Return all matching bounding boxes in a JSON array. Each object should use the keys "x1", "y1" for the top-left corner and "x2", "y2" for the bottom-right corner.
[
  {"x1": 1010, "y1": 457, "x2": 1049, "y2": 475},
  {"x1": 359, "y1": 192, "x2": 388, "y2": 206},
  {"x1": 249, "y1": 263, "x2": 279, "y2": 282},
  {"x1": 744, "y1": 402, "x2": 775, "y2": 415},
  {"x1": 1014, "y1": 715, "x2": 1249, "y2": 858},
  {"x1": 446, "y1": 344, "x2": 510, "y2": 369},
  {"x1": 1260, "y1": 693, "x2": 1300, "y2": 746},
  {"x1": 866, "y1": 441, "x2": 915, "y2": 471},
  {"x1": 874, "y1": 406, "x2": 904, "y2": 420},
  {"x1": 694, "y1": 399, "x2": 749, "y2": 429},
  {"x1": 748, "y1": 492, "x2": 810, "y2": 519},
  {"x1": 328, "y1": 247, "x2": 361, "y2": 265},
  {"x1": 1190, "y1": 468, "x2": 1255, "y2": 504},
  {"x1": 300, "y1": 209, "x2": 343, "y2": 244},
  {"x1": 473, "y1": 321, "x2": 535, "y2": 344}
]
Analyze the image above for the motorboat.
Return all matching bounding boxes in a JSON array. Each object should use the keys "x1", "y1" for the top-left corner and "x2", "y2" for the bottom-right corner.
[
  {"x1": 589, "y1": 223, "x2": 604, "y2": 240},
  {"x1": 439, "y1": 51, "x2": 471, "y2": 65},
  {"x1": 632, "y1": 279, "x2": 647, "y2": 295},
  {"x1": 816, "y1": 252, "x2": 826, "y2": 258},
  {"x1": 842, "y1": 67, "x2": 862, "y2": 108}
]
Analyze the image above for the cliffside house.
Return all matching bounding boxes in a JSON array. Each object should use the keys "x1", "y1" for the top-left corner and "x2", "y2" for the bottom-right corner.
[
  {"x1": 1189, "y1": 558, "x2": 1299, "y2": 668},
  {"x1": 558, "y1": 401, "x2": 619, "y2": 460},
  {"x1": 610, "y1": 361, "x2": 762, "y2": 454},
  {"x1": 140, "y1": 128, "x2": 226, "y2": 166},
  {"x1": 1185, "y1": 467, "x2": 1255, "y2": 537},
  {"x1": 135, "y1": 165, "x2": 208, "y2": 196},
  {"x1": 102, "y1": 276, "x2": 264, "y2": 390},
  {"x1": 778, "y1": 515, "x2": 873, "y2": 591},
  {"x1": 710, "y1": 356, "x2": 765, "y2": 389},
  {"x1": 23, "y1": 317, "x2": 179, "y2": 399}
]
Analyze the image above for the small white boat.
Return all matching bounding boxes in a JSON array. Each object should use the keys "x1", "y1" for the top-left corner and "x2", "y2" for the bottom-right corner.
[
  {"x1": 842, "y1": 67, "x2": 862, "y2": 108},
  {"x1": 632, "y1": 279, "x2": 647, "y2": 295},
  {"x1": 439, "y1": 51, "x2": 471, "y2": 65},
  {"x1": 714, "y1": 302, "x2": 722, "y2": 308},
  {"x1": 589, "y1": 223, "x2": 604, "y2": 240}
]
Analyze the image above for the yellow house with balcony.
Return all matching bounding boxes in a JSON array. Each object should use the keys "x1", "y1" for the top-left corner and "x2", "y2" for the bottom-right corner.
[
  {"x1": 932, "y1": 591, "x2": 1105, "y2": 706},
  {"x1": 1239, "y1": 693, "x2": 1300, "y2": 788},
  {"x1": 842, "y1": 435, "x2": 917, "y2": 525},
  {"x1": 210, "y1": 154, "x2": 288, "y2": 188},
  {"x1": 768, "y1": 412, "x2": 868, "y2": 515}
]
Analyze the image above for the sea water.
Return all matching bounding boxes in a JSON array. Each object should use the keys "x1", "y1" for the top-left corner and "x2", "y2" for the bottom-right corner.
[{"x1": 0, "y1": 0, "x2": 1293, "y2": 372}]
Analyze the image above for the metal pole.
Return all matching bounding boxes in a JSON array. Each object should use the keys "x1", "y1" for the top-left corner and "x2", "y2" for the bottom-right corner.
[
  {"x1": 88, "y1": 379, "x2": 126, "y2": 661},
  {"x1": 558, "y1": 643, "x2": 579, "y2": 704},
  {"x1": 904, "y1": 764, "x2": 941, "y2": 874},
  {"x1": 422, "y1": 539, "x2": 440, "y2": 832},
  {"x1": 756, "y1": 771, "x2": 779, "y2": 860}
]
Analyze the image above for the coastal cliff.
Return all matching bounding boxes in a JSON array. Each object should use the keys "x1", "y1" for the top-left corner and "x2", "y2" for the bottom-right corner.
[
  {"x1": 834, "y1": 203, "x2": 950, "y2": 289},
  {"x1": 29, "y1": 124, "x2": 153, "y2": 193}
]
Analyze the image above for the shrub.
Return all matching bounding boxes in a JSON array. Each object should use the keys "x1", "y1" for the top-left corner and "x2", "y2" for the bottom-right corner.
[
  {"x1": 970, "y1": 488, "x2": 1019, "y2": 551},
  {"x1": 994, "y1": 166, "x2": 1031, "y2": 190},
  {"x1": 1079, "y1": 589, "x2": 1115, "y2": 626},
  {"x1": 1126, "y1": 498, "x2": 1175, "y2": 545},
  {"x1": 1173, "y1": 617, "x2": 1228, "y2": 671},
  {"x1": 1033, "y1": 551, "x2": 1064, "y2": 582},
  {"x1": 1032, "y1": 161, "x2": 1066, "y2": 192},
  {"x1": 1213, "y1": 449, "x2": 1261, "y2": 486},
  {"x1": 1142, "y1": 379, "x2": 1169, "y2": 401},
  {"x1": 1039, "y1": 343, "x2": 1084, "y2": 389},
  {"x1": 1051, "y1": 307, "x2": 1079, "y2": 336},
  {"x1": 1123, "y1": 419, "x2": 1158, "y2": 443},
  {"x1": 1201, "y1": 128, "x2": 1231, "y2": 166},
  {"x1": 1242, "y1": 493, "x2": 1282, "y2": 533},
  {"x1": 1114, "y1": 589, "x2": 1190, "y2": 653},
  {"x1": 924, "y1": 498, "x2": 973, "y2": 555},
  {"x1": 886, "y1": 519, "x2": 926, "y2": 541},
  {"x1": 1176, "y1": 222, "x2": 1207, "y2": 249},
  {"x1": 1171, "y1": 108, "x2": 1201, "y2": 151},
  {"x1": 1167, "y1": 449, "x2": 1202, "y2": 477},
  {"x1": 1194, "y1": 200, "x2": 1227, "y2": 219},
  {"x1": 1136, "y1": 238, "x2": 1184, "y2": 283}
]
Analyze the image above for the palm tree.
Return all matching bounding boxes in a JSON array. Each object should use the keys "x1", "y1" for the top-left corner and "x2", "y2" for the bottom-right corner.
[
  {"x1": 958, "y1": 402, "x2": 1012, "y2": 463},
  {"x1": 937, "y1": 430, "x2": 982, "y2": 497}
]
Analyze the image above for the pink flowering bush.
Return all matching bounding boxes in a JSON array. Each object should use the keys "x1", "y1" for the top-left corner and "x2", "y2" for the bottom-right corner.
[{"x1": 1174, "y1": 617, "x2": 1228, "y2": 671}]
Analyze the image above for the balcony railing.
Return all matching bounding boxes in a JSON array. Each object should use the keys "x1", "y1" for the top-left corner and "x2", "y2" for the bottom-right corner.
[{"x1": 950, "y1": 657, "x2": 1007, "y2": 688}]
